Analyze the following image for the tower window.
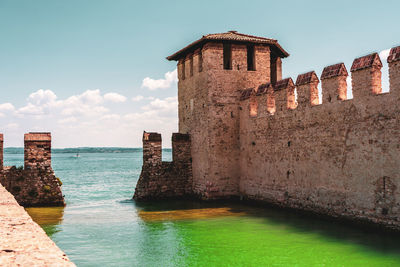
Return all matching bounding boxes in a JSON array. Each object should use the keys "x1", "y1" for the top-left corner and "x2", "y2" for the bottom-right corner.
[
  {"x1": 189, "y1": 56, "x2": 193, "y2": 76},
  {"x1": 270, "y1": 54, "x2": 277, "y2": 84},
  {"x1": 223, "y1": 43, "x2": 232, "y2": 70},
  {"x1": 199, "y1": 50, "x2": 203, "y2": 72},
  {"x1": 247, "y1": 45, "x2": 255, "y2": 71},
  {"x1": 181, "y1": 60, "x2": 186, "y2": 80}
]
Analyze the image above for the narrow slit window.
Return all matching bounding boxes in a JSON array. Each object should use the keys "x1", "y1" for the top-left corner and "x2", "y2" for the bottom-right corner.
[
  {"x1": 181, "y1": 60, "x2": 186, "y2": 80},
  {"x1": 247, "y1": 45, "x2": 255, "y2": 71},
  {"x1": 270, "y1": 55, "x2": 277, "y2": 85},
  {"x1": 223, "y1": 43, "x2": 232, "y2": 70},
  {"x1": 189, "y1": 56, "x2": 193, "y2": 77},
  {"x1": 198, "y1": 50, "x2": 203, "y2": 72}
]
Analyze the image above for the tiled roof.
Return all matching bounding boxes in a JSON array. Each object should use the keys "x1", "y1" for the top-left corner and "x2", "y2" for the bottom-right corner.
[
  {"x1": 350, "y1": 53, "x2": 382, "y2": 72},
  {"x1": 274, "y1": 78, "x2": 294, "y2": 91},
  {"x1": 296, "y1": 71, "x2": 319, "y2": 86},
  {"x1": 321, "y1": 63, "x2": 348, "y2": 79},
  {"x1": 24, "y1": 132, "x2": 51, "y2": 141},
  {"x1": 143, "y1": 132, "x2": 161, "y2": 142},
  {"x1": 387, "y1": 46, "x2": 400, "y2": 63},
  {"x1": 256, "y1": 83, "x2": 271, "y2": 95},
  {"x1": 167, "y1": 31, "x2": 289, "y2": 61},
  {"x1": 240, "y1": 88, "x2": 254, "y2": 101}
]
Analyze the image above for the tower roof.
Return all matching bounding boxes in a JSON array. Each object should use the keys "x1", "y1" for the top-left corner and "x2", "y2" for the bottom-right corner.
[{"x1": 167, "y1": 31, "x2": 289, "y2": 61}]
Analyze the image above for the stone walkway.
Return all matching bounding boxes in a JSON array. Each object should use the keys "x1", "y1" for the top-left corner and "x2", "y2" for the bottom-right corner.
[{"x1": 0, "y1": 184, "x2": 75, "y2": 267}]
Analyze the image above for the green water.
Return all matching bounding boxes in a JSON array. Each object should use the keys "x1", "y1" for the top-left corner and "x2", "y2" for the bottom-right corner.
[{"x1": 5, "y1": 150, "x2": 400, "y2": 266}]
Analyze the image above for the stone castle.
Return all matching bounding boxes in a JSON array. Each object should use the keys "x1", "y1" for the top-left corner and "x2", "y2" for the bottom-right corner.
[
  {"x1": 0, "y1": 132, "x2": 64, "y2": 207},
  {"x1": 134, "y1": 31, "x2": 400, "y2": 230}
]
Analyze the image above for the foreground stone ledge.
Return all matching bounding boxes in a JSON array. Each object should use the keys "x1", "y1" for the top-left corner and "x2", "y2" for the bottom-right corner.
[{"x1": 0, "y1": 184, "x2": 75, "y2": 267}]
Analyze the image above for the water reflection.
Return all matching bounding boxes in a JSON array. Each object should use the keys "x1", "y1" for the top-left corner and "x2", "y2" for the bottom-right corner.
[
  {"x1": 135, "y1": 200, "x2": 400, "y2": 258},
  {"x1": 26, "y1": 206, "x2": 64, "y2": 237}
]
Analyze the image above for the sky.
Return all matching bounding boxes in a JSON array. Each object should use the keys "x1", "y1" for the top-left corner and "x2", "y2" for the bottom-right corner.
[{"x1": 0, "y1": 0, "x2": 399, "y2": 147}]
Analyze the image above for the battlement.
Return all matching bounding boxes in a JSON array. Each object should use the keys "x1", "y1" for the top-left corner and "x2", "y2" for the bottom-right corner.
[
  {"x1": 239, "y1": 47, "x2": 399, "y2": 118},
  {"x1": 24, "y1": 132, "x2": 52, "y2": 171},
  {"x1": 0, "y1": 132, "x2": 64, "y2": 207},
  {"x1": 134, "y1": 132, "x2": 193, "y2": 200}
]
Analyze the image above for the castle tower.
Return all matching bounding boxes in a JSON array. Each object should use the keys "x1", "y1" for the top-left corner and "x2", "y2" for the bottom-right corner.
[{"x1": 167, "y1": 31, "x2": 289, "y2": 198}]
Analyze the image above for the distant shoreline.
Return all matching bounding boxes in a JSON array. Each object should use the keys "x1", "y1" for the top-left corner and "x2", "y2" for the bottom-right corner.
[{"x1": 4, "y1": 147, "x2": 172, "y2": 154}]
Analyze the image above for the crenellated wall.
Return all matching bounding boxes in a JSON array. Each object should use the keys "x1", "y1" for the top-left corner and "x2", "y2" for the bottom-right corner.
[
  {"x1": 133, "y1": 132, "x2": 193, "y2": 200},
  {"x1": 0, "y1": 132, "x2": 65, "y2": 207},
  {"x1": 239, "y1": 49, "x2": 400, "y2": 229}
]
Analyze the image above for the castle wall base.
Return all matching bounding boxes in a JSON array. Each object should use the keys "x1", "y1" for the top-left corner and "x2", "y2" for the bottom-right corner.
[{"x1": 0, "y1": 167, "x2": 64, "y2": 207}]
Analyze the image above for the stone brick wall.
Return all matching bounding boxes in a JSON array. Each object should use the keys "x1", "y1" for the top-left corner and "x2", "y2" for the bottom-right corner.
[
  {"x1": 133, "y1": 132, "x2": 193, "y2": 201},
  {"x1": 239, "y1": 51, "x2": 400, "y2": 230},
  {"x1": 24, "y1": 132, "x2": 51, "y2": 170},
  {"x1": 0, "y1": 132, "x2": 64, "y2": 207}
]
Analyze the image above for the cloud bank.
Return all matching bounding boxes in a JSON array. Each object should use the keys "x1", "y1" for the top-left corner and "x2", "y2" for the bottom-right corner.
[
  {"x1": 0, "y1": 69, "x2": 179, "y2": 147},
  {"x1": 141, "y1": 69, "x2": 178, "y2": 91}
]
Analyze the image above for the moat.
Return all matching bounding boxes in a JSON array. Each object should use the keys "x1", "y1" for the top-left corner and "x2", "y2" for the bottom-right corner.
[{"x1": 5, "y1": 149, "x2": 400, "y2": 267}]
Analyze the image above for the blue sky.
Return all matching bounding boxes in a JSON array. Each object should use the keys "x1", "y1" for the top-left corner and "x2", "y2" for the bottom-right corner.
[{"x1": 0, "y1": 0, "x2": 399, "y2": 147}]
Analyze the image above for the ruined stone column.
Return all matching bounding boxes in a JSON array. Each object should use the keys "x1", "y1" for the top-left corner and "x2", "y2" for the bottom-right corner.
[
  {"x1": 296, "y1": 71, "x2": 319, "y2": 107},
  {"x1": 321, "y1": 63, "x2": 348, "y2": 102},
  {"x1": 142, "y1": 132, "x2": 162, "y2": 166},
  {"x1": 350, "y1": 53, "x2": 382, "y2": 98},
  {"x1": 24, "y1": 132, "x2": 51, "y2": 171},
  {"x1": 388, "y1": 46, "x2": 400, "y2": 95}
]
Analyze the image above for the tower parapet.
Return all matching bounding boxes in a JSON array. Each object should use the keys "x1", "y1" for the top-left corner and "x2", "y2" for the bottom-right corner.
[
  {"x1": 351, "y1": 53, "x2": 382, "y2": 97},
  {"x1": 388, "y1": 46, "x2": 400, "y2": 95},
  {"x1": 296, "y1": 71, "x2": 320, "y2": 107},
  {"x1": 321, "y1": 63, "x2": 348, "y2": 102}
]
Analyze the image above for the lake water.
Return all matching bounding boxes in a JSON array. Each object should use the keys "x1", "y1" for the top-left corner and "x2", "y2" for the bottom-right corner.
[{"x1": 4, "y1": 149, "x2": 400, "y2": 266}]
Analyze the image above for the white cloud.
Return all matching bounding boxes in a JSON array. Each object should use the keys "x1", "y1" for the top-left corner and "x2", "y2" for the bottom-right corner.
[
  {"x1": 5, "y1": 123, "x2": 19, "y2": 130},
  {"x1": 379, "y1": 49, "x2": 390, "y2": 61},
  {"x1": 0, "y1": 87, "x2": 179, "y2": 147},
  {"x1": 0, "y1": 103, "x2": 15, "y2": 112},
  {"x1": 132, "y1": 95, "x2": 144, "y2": 102},
  {"x1": 142, "y1": 96, "x2": 178, "y2": 112},
  {"x1": 101, "y1": 114, "x2": 121, "y2": 120},
  {"x1": 141, "y1": 69, "x2": 178, "y2": 91},
  {"x1": 18, "y1": 103, "x2": 45, "y2": 115},
  {"x1": 104, "y1": 92, "x2": 127, "y2": 103},
  {"x1": 58, "y1": 117, "x2": 77, "y2": 124},
  {"x1": 27, "y1": 89, "x2": 57, "y2": 106}
]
